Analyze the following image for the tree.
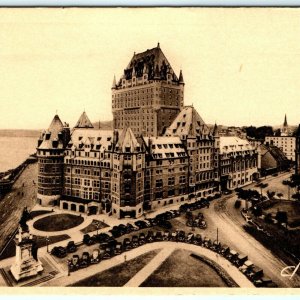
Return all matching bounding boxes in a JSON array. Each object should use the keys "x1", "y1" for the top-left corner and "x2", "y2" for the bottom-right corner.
[
  {"x1": 275, "y1": 211, "x2": 288, "y2": 228},
  {"x1": 252, "y1": 205, "x2": 263, "y2": 217},
  {"x1": 277, "y1": 193, "x2": 283, "y2": 199},
  {"x1": 265, "y1": 213, "x2": 273, "y2": 224},
  {"x1": 267, "y1": 190, "x2": 276, "y2": 200}
]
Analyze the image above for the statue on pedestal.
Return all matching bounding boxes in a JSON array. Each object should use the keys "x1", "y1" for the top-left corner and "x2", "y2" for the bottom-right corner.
[{"x1": 10, "y1": 208, "x2": 43, "y2": 282}]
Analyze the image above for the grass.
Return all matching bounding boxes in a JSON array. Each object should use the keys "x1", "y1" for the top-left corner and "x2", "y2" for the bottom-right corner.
[
  {"x1": 70, "y1": 249, "x2": 160, "y2": 287},
  {"x1": 264, "y1": 200, "x2": 300, "y2": 224},
  {"x1": 30, "y1": 210, "x2": 53, "y2": 219},
  {"x1": 141, "y1": 249, "x2": 229, "y2": 287},
  {"x1": 0, "y1": 234, "x2": 70, "y2": 260},
  {"x1": 80, "y1": 219, "x2": 108, "y2": 234},
  {"x1": 33, "y1": 214, "x2": 84, "y2": 232}
]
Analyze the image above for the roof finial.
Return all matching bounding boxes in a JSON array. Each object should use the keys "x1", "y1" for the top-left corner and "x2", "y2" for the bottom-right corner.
[
  {"x1": 157, "y1": 42, "x2": 160, "y2": 48},
  {"x1": 55, "y1": 109, "x2": 58, "y2": 115}
]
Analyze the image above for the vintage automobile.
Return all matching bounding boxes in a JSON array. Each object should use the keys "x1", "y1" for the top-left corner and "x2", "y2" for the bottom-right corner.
[
  {"x1": 83, "y1": 234, "x2": 96, "y2": 246},
  {"x1": 69, "y1": 254, "x2": 80, "y2": 272},
  {"x1": 203, "y1": 237, "x2": 212, "y2": 248},
  {"x1": 90, "y1": 249, "x2": 101, "y2": 264},
  {"x1": 132, "y1": 235, "x2": 139, "y2": 248},
  {"x1": 80, "y1": 252, "x2": 90, "y2": 268},
  {"x1": 146, "y1": 231, "x2": 154, "y2": 243},
  {"x1": 143, "y1": 220, "x2": 152, "y2": 227},
  {"x1": 51, "y1": 246, "x2": 67, "y2": 258},
  {"x1": 145, "y1": 218, "x2": 158, "y2": 226},
  {"x1": 109, "y1": 226, "x2": 122, "y2": 238},
  {"x1": 170, "y1": 231, "x2": 178, "y2": 241},
  {"x1": 177, "y1": 230, "x2": 186, "y2": 242},
  {"x1": 226, "y1": 249, "x2": 239, "y2": 263},
  {"x1": 186, "y1": 232, "x2": 194, "y2": 243},
  {"x1": 211, "y1": 240, "x2": 221, "y2": 252},
  {"x1": 118, "y1": 224, "x2": 128, "y2": 235},
  {"x1": 247, "y1": 266, "x2": 264, "y2": 281},
  {"x1": 134, "y1": 220, "x2": 147, "y2": 229},
  {"x1": 66, "y1": 241, "x2": 77, "y2": 253},
  {"x1": 239, "y1": 260, "x2": 254, "y2": 274},
  {"x1": 94, "y1": 232, "x2": 111, "y2": 243},
  {"x1": 102, "y1": 246, "x2": 113, "y2": 259},
  {"x1": 157, "y1": 220, "x2": 172, "y2": 229},
  {"x1": 123, "y1": 238, "x2": 132, "y2": 251},
  {"x1": 193, "y1": 234, "x2": 202, "y2": 245},
  {"x1": 219, "y1": 244, "x2": 230, "y2": 256},
  {"x1": 163, "y1": 231, "x2": 171, "y2": 241},
  {"x1": 170, "y1": 209, "x2": 180, "y2": 217},
  {"x1": 138, "y1": 233, "x2": 146, "y2": 245},
  {"x1": 154, "y1": 231, "x2": 163, "y2": 241},
  {"x1": 234, "y1": 253, "x2": 248, "y2": 267},
  {"x1": 114, "y1": 242, "x2": 123, "y2": 255}
]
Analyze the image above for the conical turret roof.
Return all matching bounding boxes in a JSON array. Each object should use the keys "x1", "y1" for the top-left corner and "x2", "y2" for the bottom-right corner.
[
  {"x1": 117, "y1": 127, "x2": 140, "y2": 152},
  {"x1": 74, "y1": 111, "x2": 94, "y2": 129}
]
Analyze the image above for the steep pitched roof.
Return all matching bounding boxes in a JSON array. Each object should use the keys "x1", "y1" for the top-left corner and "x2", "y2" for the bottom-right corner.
[
  {"x1": 219, "y1": 136, "x2": 254, "y2": 154},
  {"x1": 164, "y1": 106, "x2": 211, "y2": 139},
  {"x1": 119, "y1": 43, "x2": 179, "y2": 82},
  {"x1": 74, "y1": 111, "x2": 94, "y2": 129},
  {"x1": 117, "y1": 127, "x2": 140, "y2": 152},
  {"x1": 283, "y1": 114, "x2": 288, "y2": 127},
  {"x1": 212, "y1": 123, "x2": 219, "y2": 137},
  {"x1": 38, "y1": 114, "x2": 65, "y2": 150}
]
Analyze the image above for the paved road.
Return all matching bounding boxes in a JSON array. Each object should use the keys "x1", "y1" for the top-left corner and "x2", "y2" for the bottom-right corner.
[
  {"x1": 0, "y1": 163, "x2": 37, "y2": 251},
  {"x1": 204, "y1": 173, "x2": 300, "y2": 288}
]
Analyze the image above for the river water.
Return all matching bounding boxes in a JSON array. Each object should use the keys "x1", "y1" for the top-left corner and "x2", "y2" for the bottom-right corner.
[{"x1": 0, "y1": 136, "x2": 38, "y2": 172}]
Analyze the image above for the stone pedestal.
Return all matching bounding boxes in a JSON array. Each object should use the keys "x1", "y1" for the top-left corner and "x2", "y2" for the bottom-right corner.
[{"x1": 10, "y1": 227, "x2": 43, "y2": 282}]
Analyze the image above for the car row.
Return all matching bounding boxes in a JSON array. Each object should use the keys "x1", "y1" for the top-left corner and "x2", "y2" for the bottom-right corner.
[
  {"x1": 179, "y1": 199, "x2": 210, "y2": 213},
  {"x1": 51, "y1": 241, "x2": 77, "y2": 258}
]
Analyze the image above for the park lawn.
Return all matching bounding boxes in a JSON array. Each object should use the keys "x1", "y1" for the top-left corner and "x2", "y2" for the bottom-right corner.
[
  {"x1": 33, "y1": 214, "x2": 84, "y2": 232},
  {"x1": 80, "y1": 219, "x2": 108, "y2": 234},
  {"x1": 141, "y1": 249, "x2": 228, "y2": 287},
  {"x1": 264, "y1": 200, "x2": 300, "y2": 224},
  {"x1": 30, "y1": 210, "x2": 53, "y2": 219},
  {"x1": 70, "y1": 249, "x2": 160, "y2": 287}
]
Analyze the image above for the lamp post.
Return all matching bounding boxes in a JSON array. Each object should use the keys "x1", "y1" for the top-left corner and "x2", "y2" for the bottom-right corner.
[
  {"x1": 46, "y1": 236, "x2": 50, "y2": 253},
  {"x1": 67, "y1": 259, "x2": 71, "y2": 276}
]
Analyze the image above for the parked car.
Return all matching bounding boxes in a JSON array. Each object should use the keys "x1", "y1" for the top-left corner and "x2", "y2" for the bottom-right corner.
[
  {"x1": 226, "y1": 249, "x2": 239, "y2": 263},
  {"x1": 193, "y1": 234, "x2": 202, "y2": 245},
  {"x1": 146, "y1": 231, "x2": 154, "y2": 243},
  {"x1": 186, "y1": 232, "x2": 194, "y2": 243},
  {"x1": 132, "y1": 235, "x2": 139, "y2": 248},
  {"x1": 51, "y1": 246, "x2": 67, "y2": 258},
  {"x1": 90, "y1": 249, "x2": 100, "y2": 264},
  {"x1": 154, "y1": 231, "x2": 163, "y2": 241},
  {"x1": 114, "y1": 242, "x2": 123, "y2": 255},
  {"x1": 145, "y1": 218, "x2": 158, "y2": 226},
  {"x1": 123, "y1": 238, "x2": 132, "y2": 251},
  {"x1": 80, "y1": 252, "x2": 90, "y2": 268},
  {"x1": 102, "y1": 246, "x2": 113, "y2": 259},
  {"x1": 69, "y1": 254, "x2": 80, "y2": 271},
  {"x1": 158, "y1": 220, "x2": 172, "y2": 229},
  {"x1": 170, "y1": 209, "x2": 180, "y2": 217},
  {"x1": 83, "y1": 234, "x2": 95, "y2": 246},
  {"x1": 223, "y1": 190, "x2": 233, "y2": 195},
  {"x1": 127, "y1": 223, "x2": 139, "y2": 232},
  {"x1": 134, "y1": 220, "x2": 147, "y2": 229},
  {"x1": 139, "y1": 233, "x2": 146, "y2": 245},
  {"x1": 170, "y1": 231, "x2": 178, "y2": 241},
  {"x1": 234, "y1": 253, "x2": 248, "y2": 267},
  {"x1": 203, "y1": 237, "x2": 212, "y2": 248},
  {"x1": 219, "y1": 244, "x2": 230, "y2": 256},
  {"x1": 239, "y1": 260, "x2": 254, "y2": 274},
  {"x1": 66, "y1": 241, "x2": 77, "y2": 253},
  {"x1": 118, "y1": 224, "x2": 128, "y2": 235},
  {"x1": 109, "y1": 226, "x2": 122, "y2": 238},
  {"x1": 163, "y1": 231, "x2": 171, "y2": 241},
  {"x1": 211, "y1": 240, "x2": 221, "y2": 252},
  {"x1": 143, "y1": 220, "x2": 152, "y2": 227},
  {"x1": 95, "y1": 232, "x2": 110, "y2": 243},
  {"x1": 177, "y1": 230, "x2": 185, "y2": 242},
  {"x1": 248, "y1": 266, "x2": 264, "y2": 281}
]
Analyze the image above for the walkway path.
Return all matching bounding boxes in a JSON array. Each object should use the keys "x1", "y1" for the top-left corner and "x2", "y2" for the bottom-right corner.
[{"x1": 124, "y1": 246, "x2": 174, "y2": 287}]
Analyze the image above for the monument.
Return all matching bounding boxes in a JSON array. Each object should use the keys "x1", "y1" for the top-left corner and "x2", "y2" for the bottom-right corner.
[{"x1": 10, "y1": 208, "x2": 43, "y2": 281}]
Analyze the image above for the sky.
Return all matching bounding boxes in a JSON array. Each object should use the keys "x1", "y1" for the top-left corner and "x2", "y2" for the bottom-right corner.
[{"x1": 0, "y1": 8, "x2": 300, "y2": 129}]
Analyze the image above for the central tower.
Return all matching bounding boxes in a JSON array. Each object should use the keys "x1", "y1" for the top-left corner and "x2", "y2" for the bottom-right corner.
[{"x1": 112, "y1": 43, "x2": 184, "y2": 137}]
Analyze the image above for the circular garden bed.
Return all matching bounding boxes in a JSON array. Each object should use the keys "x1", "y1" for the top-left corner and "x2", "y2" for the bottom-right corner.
[{"x1": 33, "y1": 213, "x2": 84, "y2": 232}]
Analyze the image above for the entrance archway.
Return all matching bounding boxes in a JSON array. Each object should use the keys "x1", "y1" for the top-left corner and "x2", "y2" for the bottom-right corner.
[
  {"x1": 63, "y1": 202, "x2": 68, "y2": 210},
  {"x1": 70, "y1": 203, "x2": 76, "y2": 211}
]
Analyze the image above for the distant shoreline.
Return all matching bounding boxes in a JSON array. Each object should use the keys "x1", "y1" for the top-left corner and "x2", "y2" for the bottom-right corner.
[{"x1": 0, "y1": 129, "x2": 40, "y2": 138}]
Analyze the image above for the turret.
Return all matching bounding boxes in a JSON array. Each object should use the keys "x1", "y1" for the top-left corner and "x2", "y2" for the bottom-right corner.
[
  {"x1": 178, "y1": 70, "x2": 184, "y2": 85},
  {"x1": 112, "y1": 75, "x2": 116, "y2": 89}
]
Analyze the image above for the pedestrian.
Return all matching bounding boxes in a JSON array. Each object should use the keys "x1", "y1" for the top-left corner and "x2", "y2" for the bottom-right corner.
[{"x1": 124, "y1": 254, "x2": 127, "y2": 262}]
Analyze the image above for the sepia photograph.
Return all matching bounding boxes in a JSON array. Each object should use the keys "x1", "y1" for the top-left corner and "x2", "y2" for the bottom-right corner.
[{"x1": 0, "y1": 7, "x2": 299, "y2": 291}]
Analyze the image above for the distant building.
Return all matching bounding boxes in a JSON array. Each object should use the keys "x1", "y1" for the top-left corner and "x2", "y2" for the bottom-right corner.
[
  {"x1": 264, "y1": 136, "x2": 295, "y2": 161},
  {"x1": 295, "y1": 124, "x2": 300, "y2": 177},
  {"x1": 259, "y1": 144, "x2": 290, "y2": 175},
  {"x1": 281, "y1": 114, "x2": 293, "y2": 136},
  {"x1": 218, "y1": 136, "x2": 259, "y2": 190}
]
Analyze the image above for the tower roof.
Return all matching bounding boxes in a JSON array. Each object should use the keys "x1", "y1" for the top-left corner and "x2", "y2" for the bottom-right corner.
[
  {"x1": 164, "y1": 106, "x2": 211, "y2": 139},
  {"x1": 212, "y1": 123, "x2": 219, "y2": 137},
  {"x1": 120, "y1": 44, "x2": 179, "y2": 82},
  {"x1": 37, "y1": 114, "x2": 65, "y2": 150},
  {"x1": 74, "y1": 111, "x2": 94, "y2": 129},
  {"x1": 283, "y1": 114, "x2": 288, "y2": 127},
  {"x1": 178, "y1": 70, "x2": 184, "y2": 84},
  {"x1": 117, "y1": 127, "x2": 140, "y2": 152}
]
